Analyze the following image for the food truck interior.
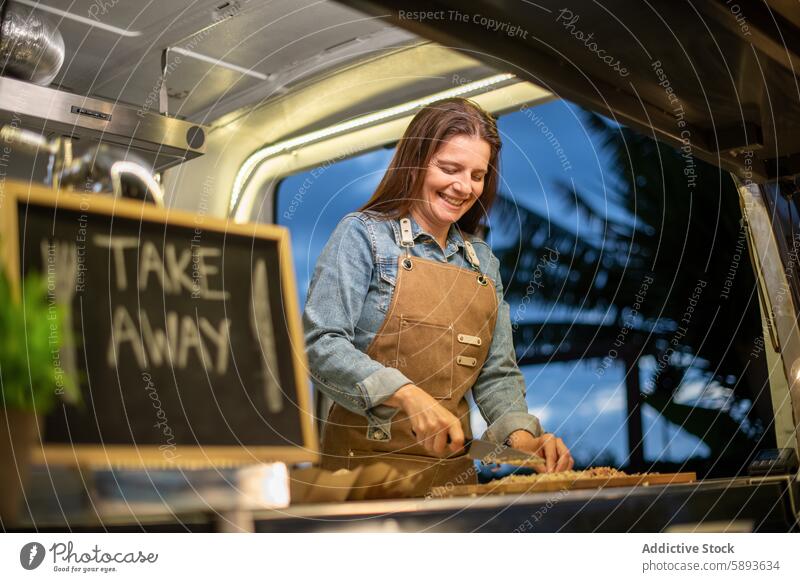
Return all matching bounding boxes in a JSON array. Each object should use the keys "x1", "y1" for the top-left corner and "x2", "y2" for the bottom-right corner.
[{"x1": 0, "y1": 0, "x2": 798, "y2": 532}]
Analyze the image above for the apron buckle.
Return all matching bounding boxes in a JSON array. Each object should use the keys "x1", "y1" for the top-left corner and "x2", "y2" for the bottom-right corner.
[{"x1": 399, "y1": 218, "x2": 415, "y2": 247}]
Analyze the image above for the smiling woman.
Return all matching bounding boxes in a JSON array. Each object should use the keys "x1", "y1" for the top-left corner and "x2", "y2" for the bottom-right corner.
[
  {"x1": 410, "y1": 134, "x2": 490, "y2": 248},
  {"x1": 302, "y1": 98, "x2": 573, "y2": 497},
  {"x1": 359, "y1": 98, "x2": 501, "y2": 244}
]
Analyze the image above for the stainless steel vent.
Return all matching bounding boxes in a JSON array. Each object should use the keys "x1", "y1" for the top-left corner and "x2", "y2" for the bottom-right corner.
[{"x1": 0, "y1": 76, "x2": 206, "y2": 171}]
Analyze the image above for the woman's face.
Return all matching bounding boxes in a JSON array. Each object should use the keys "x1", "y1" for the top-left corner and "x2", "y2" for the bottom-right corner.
[{"x1": 413, "y1": 134, "x2": 491, "y2": 234}]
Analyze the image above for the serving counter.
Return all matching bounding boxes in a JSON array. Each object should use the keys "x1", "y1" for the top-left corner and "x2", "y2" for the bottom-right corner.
[{"x1": 7, "y1": 466, "x2": 797, "y2": 533}]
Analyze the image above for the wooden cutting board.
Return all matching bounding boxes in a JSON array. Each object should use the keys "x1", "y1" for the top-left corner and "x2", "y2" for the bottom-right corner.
[{"x1": 429, "y1": 472, "x2": 696, "y2": 498}]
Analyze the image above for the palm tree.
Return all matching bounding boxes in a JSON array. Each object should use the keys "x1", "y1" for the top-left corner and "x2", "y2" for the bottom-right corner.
[{"x1": 492, "y1": 110, "x2": 771, "y2": 474}]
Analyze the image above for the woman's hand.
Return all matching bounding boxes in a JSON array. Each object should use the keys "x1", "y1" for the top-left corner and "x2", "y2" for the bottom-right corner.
[
  {"x1": 508, "y1": 430, "x2": 574, "y2": 473},
  {"x1": 385, "y1": 384, "x2": 464, "y2": 457}
]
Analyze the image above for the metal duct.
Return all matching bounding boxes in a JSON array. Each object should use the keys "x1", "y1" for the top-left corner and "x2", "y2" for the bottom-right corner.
[{"x1": 0, "y1": 1, "x2": 65, "y2": 86}]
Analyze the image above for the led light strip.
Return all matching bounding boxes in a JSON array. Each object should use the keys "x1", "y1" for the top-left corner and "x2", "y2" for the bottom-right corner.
[
  {"x1": 16, "y1": 0, "x2": 143, "y2": 38},
  {"x1": 228, "y1": 73, "x2": 516, "y2": 217}
]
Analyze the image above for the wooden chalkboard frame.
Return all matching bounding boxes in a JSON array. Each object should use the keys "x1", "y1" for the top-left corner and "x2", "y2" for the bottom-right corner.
[{"x1": 0, "y1": 180, "x2": 318, "y2": 466}]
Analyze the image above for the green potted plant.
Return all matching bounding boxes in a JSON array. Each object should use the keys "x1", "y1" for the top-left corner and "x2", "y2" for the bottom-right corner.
[{"x1": 0, "y1": 266, "x2": 79, "y2": 526}]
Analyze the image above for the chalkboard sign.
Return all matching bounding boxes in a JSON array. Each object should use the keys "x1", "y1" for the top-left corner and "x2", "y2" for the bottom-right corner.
[{"x1": 1, "y1": 181, "x2": 317, "y2": 466}]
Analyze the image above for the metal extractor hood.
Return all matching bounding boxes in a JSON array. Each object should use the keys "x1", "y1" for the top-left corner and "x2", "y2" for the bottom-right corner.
[{"x1": 0, "y1": 76, "x2": 206, "y2": 171}]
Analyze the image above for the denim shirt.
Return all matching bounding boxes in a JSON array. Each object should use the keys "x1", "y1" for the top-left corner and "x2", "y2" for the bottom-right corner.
[{"x1": 303, "y1": 211, "x2": 543, "y2": 445}]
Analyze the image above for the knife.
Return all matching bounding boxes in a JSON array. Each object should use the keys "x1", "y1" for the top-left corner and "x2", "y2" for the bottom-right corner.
[{"x1": 463, "y1": 437, "x2": 545, "y2": 466}]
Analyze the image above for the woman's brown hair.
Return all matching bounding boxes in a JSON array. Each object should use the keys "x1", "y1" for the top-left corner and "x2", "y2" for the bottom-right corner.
[{"x1": 359, "y1": 97, "x2": 501, "y2": 235}]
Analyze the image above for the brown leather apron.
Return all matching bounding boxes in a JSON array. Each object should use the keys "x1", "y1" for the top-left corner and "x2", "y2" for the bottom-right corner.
[{"x1": 321, "y1": 217, "x2": 499, "y2": 497}]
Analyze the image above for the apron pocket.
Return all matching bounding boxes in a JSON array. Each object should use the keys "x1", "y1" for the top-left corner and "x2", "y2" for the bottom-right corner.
[{"x1": 395, "y1": 315, "x2": 454, "y2": 399}]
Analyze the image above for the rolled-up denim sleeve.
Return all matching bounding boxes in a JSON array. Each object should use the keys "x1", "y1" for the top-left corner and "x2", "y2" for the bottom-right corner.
[
  {"x1": 472, "y1": 251, "x2": 544, "y2": 444},
  {"x1": 303, "y1": 215, "x2": 411, "y2": 430}
]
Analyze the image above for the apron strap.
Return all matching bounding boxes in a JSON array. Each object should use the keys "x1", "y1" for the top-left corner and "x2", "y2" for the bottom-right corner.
[
  {"x1": 456, "y1": 223, "x2": 482, "y2": 273},
  {"x1": 400, "y1": 217, "x2": 484, "y2": 275},
  {"x1": 463, "y1": 240, "x2": 481, "y2": 270}
]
